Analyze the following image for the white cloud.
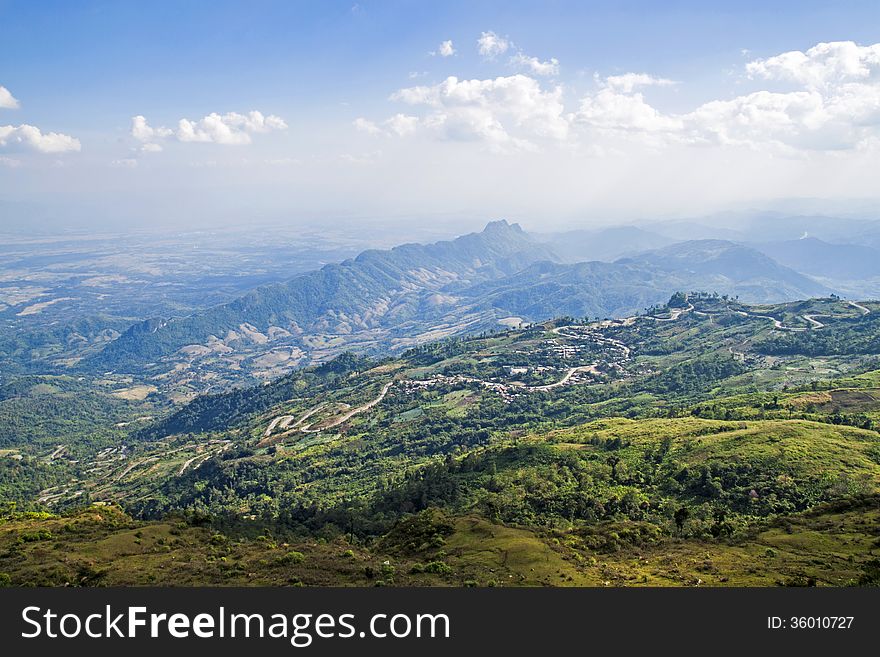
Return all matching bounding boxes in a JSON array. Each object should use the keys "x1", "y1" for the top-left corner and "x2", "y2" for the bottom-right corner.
[
  {"x1": 577, "y1": 88, "x2": 683, "y2": 135},
  {"x1": 684, "y1": 90, "x2": 828, "y2": 149},
  {"x1": 111, "y1": 158, "x2": 138, "y2": 168},
  {"x1": 574, "y1": 47, "x2": 880, "y2": 153},
  {"x1": 685, "y1": 44, "x2": 880, "y2": 151},
  {"x1": 177, "y1": 111, "x2": 287, "y2": 144},
  {"x1": 131, "y1": 111, "x2": 287, "y2": 146},
  {"x1": 433, "y1": 40, "x2": 455, "y2": 57},
  {"x1": 0, "y1": 86, "x2": 20, "y2": 109},
  {"x1": 604, "y1": 73, "x2": 677, "y2": 93},
  {"x1": 390, "y1": 74, "x2": 567, "y2": 150},
  {"x1": 354, "y1": 114, "x2": 419, "y2": 137},
  {"x1": 385, "y1": 113, "x2": 419, "y2": 136},
  {"x1": 477, "y1": 31, "x2": 510, "y2": 58},
  {"x1": 0, "y1": 156, "x2": 21, "y2": 167},
  {"x1": 131, "y1": 115, "x2": 172, "y2": 142},
  {"x1": 353, "y1": 117, "x2": 382, "y2": 135},
  {"x1": 358, "y1": 39, "x2": 880, "y2": 157},
  {"x1": 575, "y1": 73, "x2": 682, "y2": 137},
  {"x1": 510, "y1": 53, "x2": 559, "y2": 77},
  {"x1": 0, "y1": 124, "x2": 81, "y2": 153},
  {"x1": 746, "y1": 41, "x2": 880, "y2": 89},
  {"x1": 140, "y1": 142, "x2": 163, "y2": 153}
]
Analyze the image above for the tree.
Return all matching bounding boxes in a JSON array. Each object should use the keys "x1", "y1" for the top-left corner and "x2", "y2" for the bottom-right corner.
[{"x1": 674, "y1": 506, "x2": 690, "y2": 533}]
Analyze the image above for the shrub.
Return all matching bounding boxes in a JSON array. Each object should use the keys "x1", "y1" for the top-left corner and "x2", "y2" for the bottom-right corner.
[
  {"x1": 423, "y1": 561, "x2": 452, "y2": 575},
  {"x1": 277, "y1": 551, "x2": 305, "y2": 565}
]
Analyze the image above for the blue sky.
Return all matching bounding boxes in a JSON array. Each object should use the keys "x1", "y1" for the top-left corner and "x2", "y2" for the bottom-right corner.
[{"x1": 3, "y1": 1, "x2": 880, "y2": 230}]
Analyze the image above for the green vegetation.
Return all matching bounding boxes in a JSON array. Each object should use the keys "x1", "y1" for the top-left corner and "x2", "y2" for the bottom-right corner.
[{"x1": 3, "y1": 293, "x2": 880, "y2": 586}]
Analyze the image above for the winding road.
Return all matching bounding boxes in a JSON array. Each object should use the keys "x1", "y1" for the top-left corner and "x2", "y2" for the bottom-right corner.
[
  {"x1": 262, "y1": 297, "x2": 872, "y2": 437},
  {"x1": 266, "y1": 299, "x2": 694, "y2": 436},
  {"x1": 732, "y1": 310, "x2": 808, "y2": 331},
  {"x1": 849, "y1": 300, "x2": 871, "y2": 315},
  {"x1": 263, "y1": 403, "x2": 328, "y2": 437},
  {"x1": 526, "y1": 365, "x2": 599, "y2": 391},
  {"x1": 300, "y1": 381, "x2": 394, "y2": 433},
  {"x1": 647, "y1": 303, "x2": 694, "y2": 322},
  {"x1": 264, "y1": 415, "x2": 295, "y2": 437},
  {"x1": 264, "y1": 363, "x2": 607, "y2": 436}
]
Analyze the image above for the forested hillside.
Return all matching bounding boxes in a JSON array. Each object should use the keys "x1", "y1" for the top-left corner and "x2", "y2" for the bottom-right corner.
[{"x1": 4, "y1": 293, "x2": 879, "y2": 587}]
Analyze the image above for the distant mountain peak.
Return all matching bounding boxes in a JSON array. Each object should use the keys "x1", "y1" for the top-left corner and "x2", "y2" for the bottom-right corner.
[
  {"x1": 86, "y1": 219, "x2": 554, "y2": 373},
  {"x1": 483, "y1": 219, "x2": 523, "y2": 234}
]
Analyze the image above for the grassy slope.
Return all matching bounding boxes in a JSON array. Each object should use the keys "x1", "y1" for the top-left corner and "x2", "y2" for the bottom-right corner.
[
  {"x1": 544, "y1": 418, "x2": 880, "y2": 482},
  {"x1": 2, "y1": 498, "x2": 878, "y2": 587}
]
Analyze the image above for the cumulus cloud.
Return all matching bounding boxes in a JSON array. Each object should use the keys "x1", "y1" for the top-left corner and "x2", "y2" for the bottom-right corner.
[
  {"x1": 177, "y1": 111, "x2": 287, "y2": 144},
  {"x1": 574, "y1": 44, "x2": 880, "y2": 153},
  {"x1": 384, "y1": 113, "x2": 419, "y2": 136},
  {"x1": 390, "y1": 74, "x2": 567, "y2": 150},
  {"x1": 0, "y1": 124, "x2": 81, "y2": 153},
  {"x1": 604, "y1": 73, "x2": 677, "y2": 93},
  {"x1": 0, "y1": 86, "x2": 20, "y2": 109},
  {"x1": 510, "y1": 53, "x2": 559, "y2": 77},
  {"x1": 577, "y1": 88, "x2": 683, "y2": 135},
  {"x1": 0, "y1": 83, "x2": 81, "y2": 153},
  {"x1": 433, "y1": 40, "x2": 455, "y2": 57},
  {"x1": 746, "y1": 41, "x2": 880, "y2": 89},
  {"x1": 575, "y1": 73, "x2": 682, "y2": 137},
  {"x1": 140, "y1": 142, "x2": 163, "y2": 153},
  {"x1": 131, "y1": 115, "x2": 172, "y2": 142},
  {"x1": 683, "y1": 91, "x2": 827, "y2": 149},
  {"x1": 684, "y1": 44, "x2": 880, "y2": 151},
  {"x1": 354, "y1": 114, "x2": 419, "y2": 137},
  {"x1": 131, "y1": 110, "x2": 287, "y2": 146},
  {"x1": 110, "y1": 158, "x2": 138, "y2": 168},
  {"x1": 360, "y1": 39, "x2": 880, "y2": 156},
  {"x1": 477, "y1": 31, "x2": 510, "y2": 58},
  {"x1": 353, "y1": 117, "x2": 382, "y2": 135}
]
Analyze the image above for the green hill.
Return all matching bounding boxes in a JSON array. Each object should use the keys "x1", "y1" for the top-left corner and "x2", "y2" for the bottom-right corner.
[{"x1": 5, "y1": 293, "x2": 880, "y2": 587}]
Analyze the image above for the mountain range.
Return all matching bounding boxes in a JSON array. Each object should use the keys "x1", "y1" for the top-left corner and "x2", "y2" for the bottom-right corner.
[{"x1": 85, "y1": 220, "x2": 840, "y2": 380}]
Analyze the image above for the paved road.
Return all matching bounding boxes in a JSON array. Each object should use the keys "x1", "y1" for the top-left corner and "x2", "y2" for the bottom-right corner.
[
  {"x1": 733, "y1": 310, "x2": 807, "y2": 331},
  {"x1": 849, "y1": 300, "x2": 871, "y2": 315},
  {"x1": 647, "y1": 303, "x2": 694, "y2": 322},
  {"x1": 264, "y1": 415, "x2": 295, "y2": 437},
  {"x1": 526, "y1": 365, "x2": 599, "y2": 391},
  {"x1": 301, "y1": 381, "x2": 394, "y2": 433}
]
